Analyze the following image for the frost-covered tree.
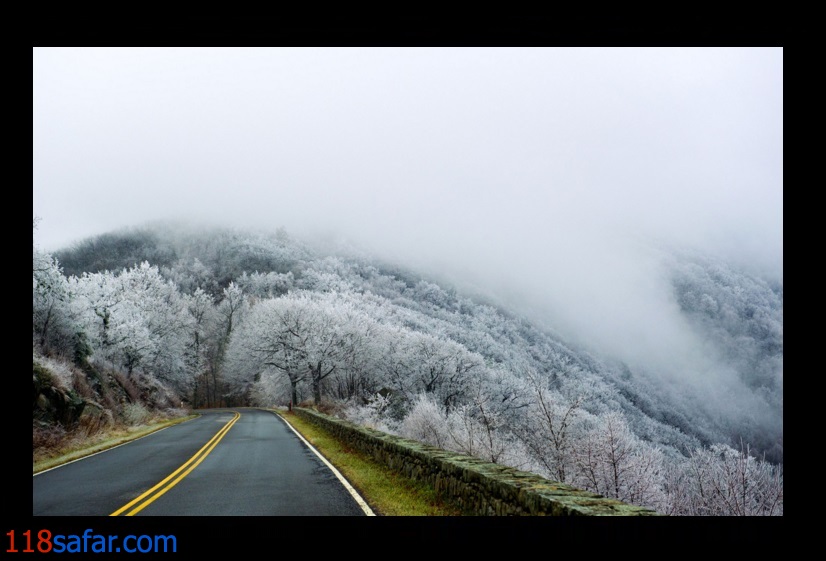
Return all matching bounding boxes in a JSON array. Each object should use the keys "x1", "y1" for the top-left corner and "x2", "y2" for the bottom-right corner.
[
  {"x1": 236, "y1": 270, "x2": 294, "y2": 299},
  {"x1": 380, "y1": 330, "x2": 483, "y2": 411},
  {"x1": 399, "y1": 393, "x2": 451, "y2": 449},
  {"x1": 225, "y1": 297, "x2": 307, "y2": 405},
  {"x1": 69, "y1": 269, "x2": 127, "y2": 363},
  {"x1": 183, "y1": 287, "x2": 216, "y2": 405},
  {"x1": 677, "y1": 442, "x2": 783, "y2": 515},
  {"x1": 225, "y1": 292, "x2": 375, "y2": 406},
  {"x1": 202, "y1": 281, "x2": 247, "y2": 405},
  {"x1": 441, "y1": 371, "x2": 526, "y2": 464},
  {"x1": 342, "y1": 392, "x2": 397, "y2": 433},
  {"x1": 325, "y1": 300, "x2": 381, "y2": 401},
  {"x1": 218, "y1": 282, "x2": 246, "y2": 341},
  {"x1": 33, "y1": 249, "x2": 76, "y2": 355},
  {"x1": 513, "y1": 371, "x2": 590, "y2": 484},
  {"x1": 116, "y1": 263, "x2": 189, "y2": 388},
  {"x1": 69, "y1": 262, "x2": 192, "y2": 391},
  {"x1": 573, "y1": 411, "x2": 665, "y2": 509}
]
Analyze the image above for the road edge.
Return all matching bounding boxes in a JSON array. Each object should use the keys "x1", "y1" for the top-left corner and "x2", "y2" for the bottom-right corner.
[
  {"x1": 33, "y1": 414, "x2": 200, "y2": 476},
  {"x1": 266, "y1": 408, "x2": 376, "y2": 516}
]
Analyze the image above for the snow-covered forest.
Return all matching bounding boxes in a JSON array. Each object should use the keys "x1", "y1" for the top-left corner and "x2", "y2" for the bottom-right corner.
[{"x1": 33, "y1": 221, "x2": 783, "y2": 515}]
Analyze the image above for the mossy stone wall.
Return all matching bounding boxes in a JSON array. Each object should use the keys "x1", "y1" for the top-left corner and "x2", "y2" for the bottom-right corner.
[{"x1": 293, "y1": 408, "x2": 659, "y2": 516}]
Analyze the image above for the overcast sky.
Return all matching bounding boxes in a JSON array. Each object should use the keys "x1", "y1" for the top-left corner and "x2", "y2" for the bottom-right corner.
[{"x1": 33, "y1": 47, "x2": 782, "y2": 371}]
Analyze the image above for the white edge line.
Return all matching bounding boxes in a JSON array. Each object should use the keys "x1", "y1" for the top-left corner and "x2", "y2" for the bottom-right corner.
[
  {"x1": 272, "y1": 410, "x2": 376, "y2": 516},
  {"x1": 33, "y1": 415, "x2": 199, "y2": 477}
]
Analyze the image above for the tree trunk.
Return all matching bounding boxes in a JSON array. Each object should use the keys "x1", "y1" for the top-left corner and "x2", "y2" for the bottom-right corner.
[
  {"x1": 291, "y1": 380, "x2": 298, "y2": 407},
  {"x1": 312, "y1": 373, "x2": 321, "y2": 405},
  {"x1": 192, "y1": 378, "x2": 199, "y2": 409},
  {"x1": 212, "y1": 368, "x2": 220, "y2": 407},
  {"x1": 311, "y1": 362, "x2": 324, "y2": 405}
]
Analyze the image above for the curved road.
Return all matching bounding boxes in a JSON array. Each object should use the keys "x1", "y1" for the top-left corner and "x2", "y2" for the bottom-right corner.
[{"x1": 33, "y1": 408, "x2": 366, "y2": 516}]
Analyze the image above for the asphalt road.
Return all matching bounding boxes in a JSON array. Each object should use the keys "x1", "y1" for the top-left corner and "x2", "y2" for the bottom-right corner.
[{"x1": 33, "y1": 408, "x2": 366, "y2": 516}]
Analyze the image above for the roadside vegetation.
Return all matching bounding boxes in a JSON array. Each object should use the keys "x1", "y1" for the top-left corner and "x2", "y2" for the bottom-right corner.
[{"x1": 34, "y1": 414, "x2": 196, "y2": 474}]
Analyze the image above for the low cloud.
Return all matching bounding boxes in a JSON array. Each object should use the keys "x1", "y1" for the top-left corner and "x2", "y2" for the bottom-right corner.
[{"x1": 34, "y1": 47, "x2": 783, "y2": 414}]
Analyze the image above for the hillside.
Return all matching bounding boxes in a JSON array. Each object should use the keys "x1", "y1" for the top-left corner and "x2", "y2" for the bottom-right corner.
[{"x1": 35, "y1": 221, "x2": 783, "y2": 514}]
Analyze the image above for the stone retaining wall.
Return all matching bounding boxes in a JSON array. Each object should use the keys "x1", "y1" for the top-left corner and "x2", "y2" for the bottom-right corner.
[{"x1": 292, "y1": 408, "x2": 659, "y2": 516}]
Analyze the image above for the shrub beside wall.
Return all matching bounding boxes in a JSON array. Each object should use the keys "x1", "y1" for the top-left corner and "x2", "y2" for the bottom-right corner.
[{"x1": 293, "y1": 408, "x2": 659, "y2": 516}]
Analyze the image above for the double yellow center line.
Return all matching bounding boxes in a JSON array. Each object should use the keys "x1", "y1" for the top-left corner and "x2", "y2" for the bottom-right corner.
[{"x1": 110, "y1": 411, "x2": 240, "y2": 516}]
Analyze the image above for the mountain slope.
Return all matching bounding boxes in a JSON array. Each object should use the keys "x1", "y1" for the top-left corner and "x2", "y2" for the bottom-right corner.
[{"x1": 52, "y1": 221, "x2": 782, "y2": 463}]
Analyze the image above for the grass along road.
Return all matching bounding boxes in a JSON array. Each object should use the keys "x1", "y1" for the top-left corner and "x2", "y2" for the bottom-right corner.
[
  {"x1": 33, "y1": 415, "x2": 198, "y2": 474},
  {"x1": 272, "y1": 409, "x2": 461, "y2": 516}
]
